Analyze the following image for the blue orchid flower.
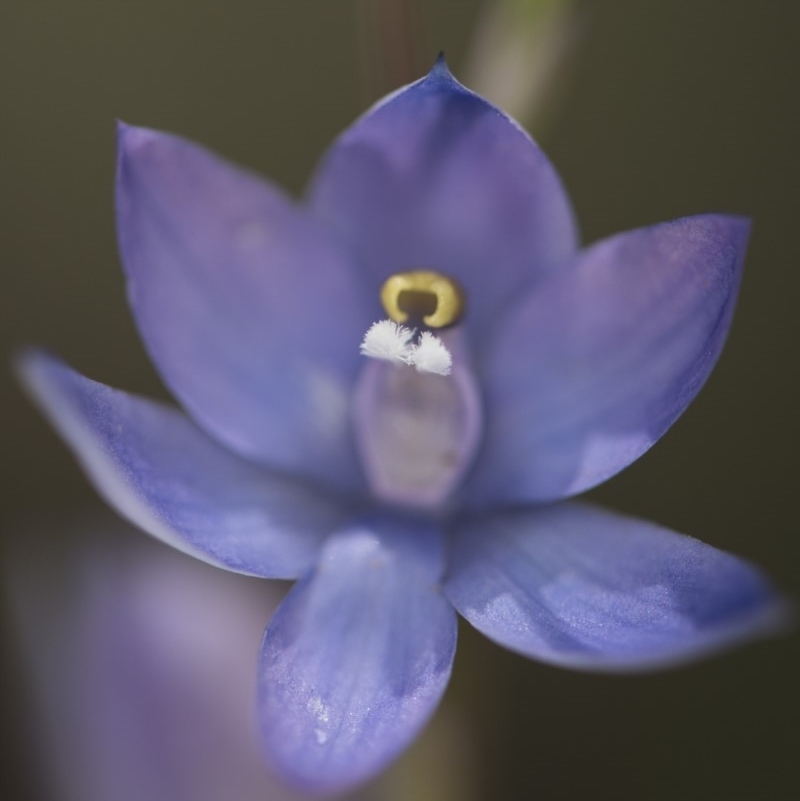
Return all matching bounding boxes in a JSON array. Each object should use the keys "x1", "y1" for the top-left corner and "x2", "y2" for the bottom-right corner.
[{"x1": 19, "y1": 58, "x2": 787, "y2": 795}]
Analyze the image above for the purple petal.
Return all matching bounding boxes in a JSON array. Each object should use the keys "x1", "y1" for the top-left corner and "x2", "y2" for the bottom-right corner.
[
  {"x1": 116, "y1": 123, "x2": 371, "y2": 492},
  {"x1": 445, "y1": 503, "x2": 788, "y2": 671},
  {"x1": 258, "y1": 513, "x2": 456, "y2": 794},
  {"x1": 468, "y1": 214, "x2": 750, "y2": 505},
  {"x1": 18, "y1": 351, "x2": 347, "y2": 578},
  {"x1": 307, "y1": 58, "x2": 578, "y2": 339},
  {"x1": 11, "y1": 527, "x2": 301, "y2": 801}
]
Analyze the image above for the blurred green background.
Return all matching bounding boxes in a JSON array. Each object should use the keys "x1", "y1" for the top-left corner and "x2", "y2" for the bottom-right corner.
[{"x1": 2, "y1": 1, "x2": 798, "y2": 799}]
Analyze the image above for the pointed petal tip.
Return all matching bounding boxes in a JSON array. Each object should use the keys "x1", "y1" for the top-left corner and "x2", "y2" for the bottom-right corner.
[
  {"x1": 116, "y1": 120, "x2": 185, "y2": 169},
  {"x1": 696, "y1": 211, "x2": 752, "y2": 246},
  {"x1": 116, "y1": 120, "x2": 151, "y2": 169},
  {"x1": 115, "y1": 121, "x2": 176, "y2": 165},
  {"x1": 11, "y1": 342, "x2": 41, "y2": 375},
  {"x1": 14, "y1": 346, "x2": 57, "y2": 405},
  {"x1": 685, "y1": 212, "x2": 753, "y2": 288},
  {"x1": 679, "y1": 213, "x2": 752, "y2": 270},
  {"x1": 426, "y1": 50, "x2": 458, "y2": 86},
  {"x1": 115, "y1": 118, "x2": 139, "y2": 147},
  {"x1": 724, "y1": 212, "x2": 753, "y2": 251}
]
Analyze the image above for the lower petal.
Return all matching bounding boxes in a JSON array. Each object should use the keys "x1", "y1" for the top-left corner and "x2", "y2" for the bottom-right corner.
[
  {"x1": 18, "y1": 351, "x2": 346, "y2": 579},
  {"x1": 258, "y1": 514, "x2": 456, "y2": 794},
  {"x1": 445, "y1": 503, "x2": 788, "y2": 671}
]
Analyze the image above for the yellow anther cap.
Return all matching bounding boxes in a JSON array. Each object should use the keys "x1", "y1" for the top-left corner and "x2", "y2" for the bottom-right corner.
[{"x1": 380, "y1": 270, "x2": 464, "y2": 329}]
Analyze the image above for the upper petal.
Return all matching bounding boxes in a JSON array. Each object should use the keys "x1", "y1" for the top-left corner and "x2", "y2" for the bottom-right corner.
[
  {"x1": 116, "y1": 123, "x2": 371, "y2": 492},
  {"x1": 468, "y1": 214, "x2": 750, "y2": 505},
  {"x1": 445, "y1": 503, "x2": 788, "y2": 671},
  {"x1": 258, "y1": 513, "x2": 456, "y2": 794},
  {"x1": 307, "y1": 58, "x2": 578, "y2": 338},
  {"x1": 18, "y1": 351, "x2": 348, "y2": 579}
]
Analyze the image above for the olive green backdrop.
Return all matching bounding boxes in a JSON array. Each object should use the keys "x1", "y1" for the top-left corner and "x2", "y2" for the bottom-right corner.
[{"x1": 2, "y1": 2, "x2": 798, "y2": 799}]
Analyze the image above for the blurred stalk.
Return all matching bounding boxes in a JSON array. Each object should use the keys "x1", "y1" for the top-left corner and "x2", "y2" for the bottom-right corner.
[
  {"x1": 464, "y1": 0, "x2": 587, "y2": 136},
  {"x1": 357, "y1": 0, "x2": 430, "y2": 104}
]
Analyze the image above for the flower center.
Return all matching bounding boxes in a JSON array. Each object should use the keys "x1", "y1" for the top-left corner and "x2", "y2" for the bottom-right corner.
[
  {"x1": 360, "y1": 271, "x2": 465, "y2": 376},
  {"x1": 380, "y1": 270, "x2": 465, "y2": 329},
  {"x1": 353, "y1": 270, "x2": 482, "y2": 511}
]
